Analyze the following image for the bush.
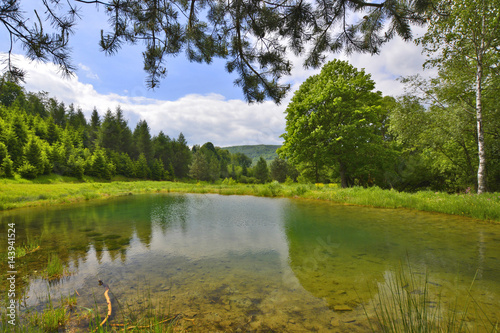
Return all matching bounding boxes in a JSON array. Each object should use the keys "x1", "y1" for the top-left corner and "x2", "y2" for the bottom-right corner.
[
  {"x1": 291, "y1": 185, "x2": 308, "y2": 196},
  {"x1": 267, "y1": 181, "x2": 283, "y2": 197},
  {"x1": 1, "y1": 155, "x2": 14, "y2": 178},
  {"x1": 67, "y1": 155, "x2": 85, "y2": 180},
  {"x1": 285, "y1": 176, "x2": 295, "y2": 185},
  {"x1": 18, "y1": 161, "x2": 38, "y2": 179},
  {"x1": 239, "y1": 175, "x2": 258, "y2": 184},
  {"x1": 222, "y1": 177, "x2": 237, "y2": 185}
]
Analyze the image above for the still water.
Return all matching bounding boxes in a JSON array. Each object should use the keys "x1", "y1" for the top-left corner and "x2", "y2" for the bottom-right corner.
[{"x1": 1, "y1": 194, "x2": 499, "y2": 331}]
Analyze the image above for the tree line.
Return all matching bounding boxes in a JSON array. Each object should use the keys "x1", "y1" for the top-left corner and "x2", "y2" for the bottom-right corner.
[
  {"x1": 279, "y1": 58, "x2": 499, "y2": 193},
  {"x1": 0, "y1": 80, "x2": 297, "y2": 183},
  {"x1": 279, "y1": 0, "x2": 500, "y2": 194}
]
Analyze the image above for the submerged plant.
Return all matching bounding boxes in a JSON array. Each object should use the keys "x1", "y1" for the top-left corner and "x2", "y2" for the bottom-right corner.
[{"x1": 16, "y1": 237, "x2": 40, "y2": 258}]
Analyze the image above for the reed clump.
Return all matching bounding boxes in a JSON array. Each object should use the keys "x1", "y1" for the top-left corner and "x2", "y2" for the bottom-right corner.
[
  {"x1": 366, "y1": 264, "x2": 499, "y2": 333},
  {"x1": 46, "y1": 254, "x2": 70, "y2": 280}
]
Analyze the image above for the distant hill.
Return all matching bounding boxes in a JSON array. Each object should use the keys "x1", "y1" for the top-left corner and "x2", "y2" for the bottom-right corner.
[{"x1": 222, "y1": 144, "x2": 281, "y2": 165}]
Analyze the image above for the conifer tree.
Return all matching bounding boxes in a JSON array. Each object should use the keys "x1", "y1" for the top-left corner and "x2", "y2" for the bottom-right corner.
[
  {"x1": 133, "y1": 119, "x2": 153, "y2": 161},
  {"x1": 254, "y1": 157, "x2": 269, "y2": 183}
]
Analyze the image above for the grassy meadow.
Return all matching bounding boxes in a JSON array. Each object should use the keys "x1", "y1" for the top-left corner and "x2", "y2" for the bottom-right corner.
[{"x1": 1, "y1": 175, "x2": 499, "y2": 222}]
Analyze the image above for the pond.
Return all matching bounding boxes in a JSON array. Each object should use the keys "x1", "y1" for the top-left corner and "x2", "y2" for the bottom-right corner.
[{"x1": 1, "y1": 194, "x2": 499, "y2": 332}]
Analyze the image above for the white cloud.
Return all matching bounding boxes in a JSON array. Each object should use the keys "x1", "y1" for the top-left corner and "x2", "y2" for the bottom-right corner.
[
  {"x1": 5, "y1": 33, "x2": 436, "y2": 148},
  {"x1": 6, "y1": 53, "x2": 286, "y2": 147},
  {"x1": 78, "y1": 63, "x2": 100, "y2": 80},
  {"x1": 285, "y1": 29, "x2": 436, "y2": 97}
]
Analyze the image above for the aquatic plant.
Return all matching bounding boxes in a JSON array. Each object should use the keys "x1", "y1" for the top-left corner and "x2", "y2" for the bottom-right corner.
[
  {"x1": 365, "y1": 264, "x2": 498, "y2": 333},
  {"x1": 14, "y1": 237, "x2": 40, "y2": 258},
  {"x1": 46, "y1": 254, "x2": 67, "y2": 279},
  {"x1": 28, "y1": 293, "x2": 71, "y2": 332}
]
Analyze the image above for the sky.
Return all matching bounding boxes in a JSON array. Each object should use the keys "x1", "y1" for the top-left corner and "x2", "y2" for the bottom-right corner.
[{"x1": 0, "y1": 2, "x2": 434, "y2": 147}]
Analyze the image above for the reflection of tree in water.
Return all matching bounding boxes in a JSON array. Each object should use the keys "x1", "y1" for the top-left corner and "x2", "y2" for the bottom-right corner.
[
  {"x1": 0, "y1": 195, "x2": 177, "y2": 295},
  {"x1": 284, "y1": 205, "x2": 390, "y2": 310},
  {"x1": 284, "y1": 202, "x2": 500, "y2": 314}
]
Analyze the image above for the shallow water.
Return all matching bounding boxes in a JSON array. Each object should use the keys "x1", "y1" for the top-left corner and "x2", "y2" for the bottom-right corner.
[{"x1": 1, "y1": 194, "x2": 499, "y2": 331}]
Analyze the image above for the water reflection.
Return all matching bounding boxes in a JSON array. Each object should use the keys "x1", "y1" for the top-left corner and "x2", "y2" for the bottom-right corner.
[{"x1": 1, "y1": 194, "x2": 499, "y2": 332}]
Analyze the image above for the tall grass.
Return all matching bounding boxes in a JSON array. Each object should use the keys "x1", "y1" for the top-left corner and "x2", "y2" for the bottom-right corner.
[
  {"x1": 366, "y1": 264, "x2": 499, "y2": 333},
  {"x1": 46, "y1": 254, "x2": 67, "y2": 279},
  {"x1": 29, "y1": 293, "x2": 70, "y2": 332},
  {"x1": 87, "y1": 283, "x2": 178, "y2": 333}
]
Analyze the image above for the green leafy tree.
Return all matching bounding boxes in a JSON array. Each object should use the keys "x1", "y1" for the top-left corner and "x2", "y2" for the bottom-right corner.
[
  {"x1": 270, "y1": 157, "x2": 288, "y2": 183},
  {"x1": 0, "y1": 80, "x2": 25, "y2": 107},
  {"x1": 108, "y1": 151, "x2": 134, "y2": 178},
  {"x1": 419, "y1": 0, "x2": 500, "y2": 193},
  {"x1": 216, "y1": 148, "x2": 231, "y2": 179},
  {"x1": 254, "y1": 157, "x2": 269, "y2": 183},
  {"x1": 280, "y1": 59, "x2": 389, "y2": 187},
  {"x1": 389, "y1": 80, "x2": 480, "y2": 192},
  {"x1": 2, "y1": 1, "x2": 432, "y2": 102},
  {"x1": 189, "y1": 151, "x2": 209, "y2": 181}
]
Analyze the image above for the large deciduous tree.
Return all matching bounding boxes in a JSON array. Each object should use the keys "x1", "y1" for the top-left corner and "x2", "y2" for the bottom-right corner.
[
  {"x1": 419, "y1": 0, "x2": 500, "y2": 193},
  {"x1": 2, "y1": 0, "x2": 432, "y2": 103},
  {"x1": 280, "y1": 59, "x2": 390, "y2": 187}
]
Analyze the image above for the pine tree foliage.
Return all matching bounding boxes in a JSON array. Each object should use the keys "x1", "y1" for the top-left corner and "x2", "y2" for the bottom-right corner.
[{"x1": 1, "y1": 0, "x2": 433, "y2": 103}]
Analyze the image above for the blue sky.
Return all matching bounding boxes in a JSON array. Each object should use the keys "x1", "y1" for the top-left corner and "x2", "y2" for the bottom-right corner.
[{"x1": 0, "y1": 2, "x2": 433, "y2": 147}]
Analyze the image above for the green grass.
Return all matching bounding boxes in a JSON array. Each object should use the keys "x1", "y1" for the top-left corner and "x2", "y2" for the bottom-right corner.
[
  {"x1": 46, "y1": 254, "x2": 68, "y2": 280},
  {"x1": 1, "y1": 176, "x2": 499, "y2": 222},
  {"x1": 1, "y1": 293, "x2": 74, "y2": 333}
]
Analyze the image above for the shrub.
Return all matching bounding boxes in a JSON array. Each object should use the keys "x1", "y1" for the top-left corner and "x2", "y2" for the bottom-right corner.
[
  {"x1": 291, "y1": 185, "x2": 308, "y2": 196},
  {"x1": 239, "y1": 175, "x2": 258, "y2": 184},
  {"x1": 1, "y1": 155, "x2": 14, "y2": 177},
  {"x1": 222, "y1": 177, "x2": 237, "y2": 185},
  {"x1": 267, "y1": 181, "x2": 283, "y2": 197},
  {"x1": 18, "y1": 161, "x2": 38, "y2": 179}
]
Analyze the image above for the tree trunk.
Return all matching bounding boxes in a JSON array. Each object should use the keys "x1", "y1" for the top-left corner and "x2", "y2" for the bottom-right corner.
[{"x1": 476, "y1": 28, "x2": 487, "y2": 194}]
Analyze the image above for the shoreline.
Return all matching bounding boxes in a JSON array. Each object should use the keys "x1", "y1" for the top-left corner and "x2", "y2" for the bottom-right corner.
[{"x1": 1, "y1": 180, "x2": 499, "y2": 222}]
